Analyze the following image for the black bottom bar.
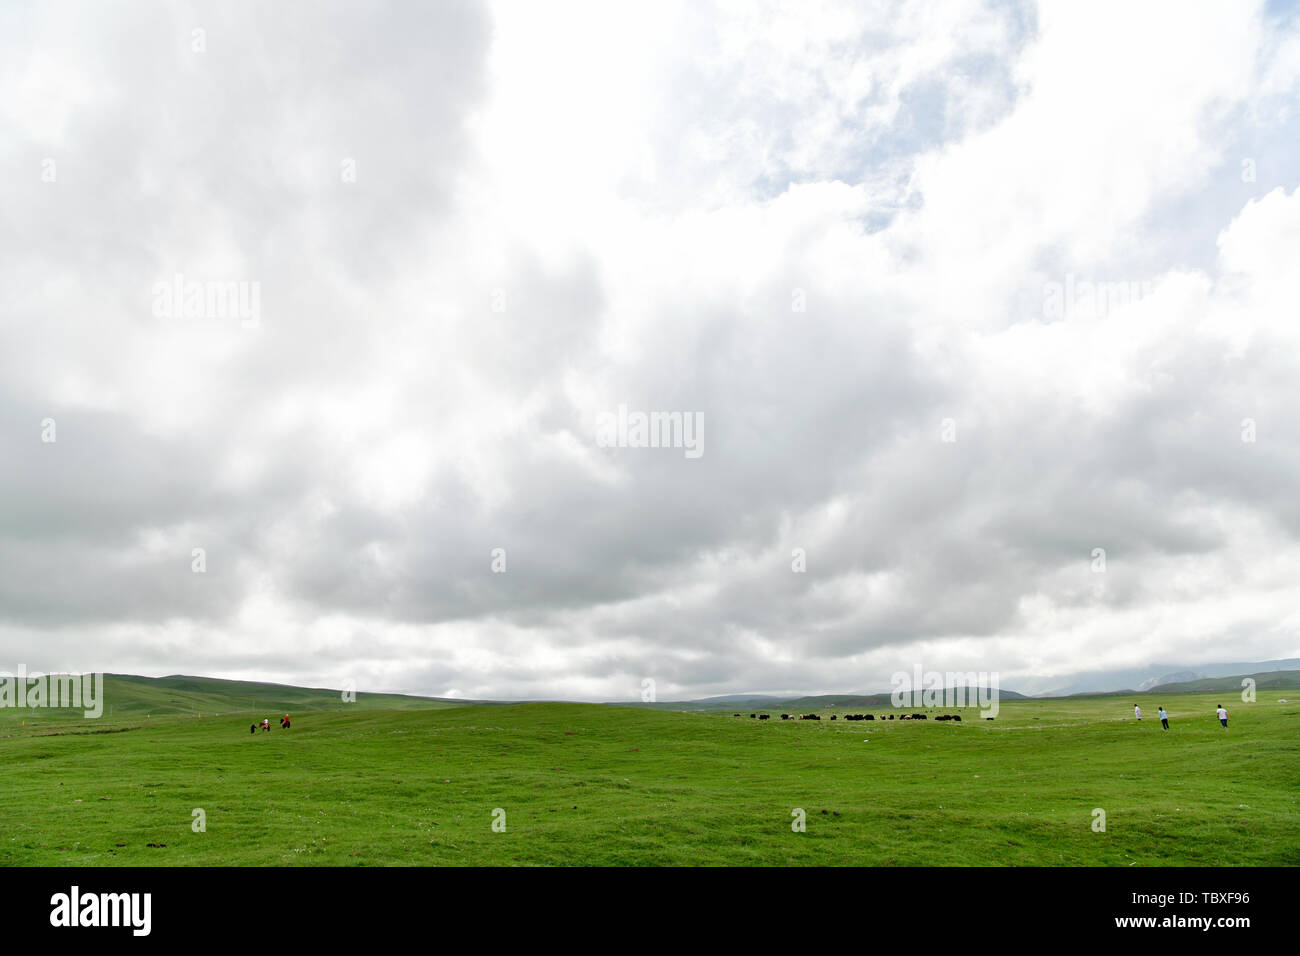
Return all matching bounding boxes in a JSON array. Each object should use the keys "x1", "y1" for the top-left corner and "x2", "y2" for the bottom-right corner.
[{"x1": 3, "y1": 866, "x2": 1282, "y2": 941}]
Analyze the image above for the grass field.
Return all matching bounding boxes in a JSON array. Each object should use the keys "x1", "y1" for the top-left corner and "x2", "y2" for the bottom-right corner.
[{"x1": 1, "y1": 688, "x2": 1296, "y2": 866}]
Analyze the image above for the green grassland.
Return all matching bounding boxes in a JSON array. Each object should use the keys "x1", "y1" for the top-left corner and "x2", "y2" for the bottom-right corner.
[{"x1": 1, "y1": 687, "x2": 1296, "y2": 866}]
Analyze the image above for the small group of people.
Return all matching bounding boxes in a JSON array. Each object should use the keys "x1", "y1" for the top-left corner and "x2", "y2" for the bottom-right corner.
[
  {"x1": 248, "y1": 715, "x2": 291, "y2": 734},
  {"x1": 1133, "y1": 703, "x2": 1229, "y2": 730}
]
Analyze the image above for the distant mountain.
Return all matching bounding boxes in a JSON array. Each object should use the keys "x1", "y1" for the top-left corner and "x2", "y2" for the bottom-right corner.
[
  {"x1": 779, "y1": 687, "x2": 1027, "y2": 710},
  {"x1": 1137, "y1": 669, "x2": 1203, "y2": 691},
  {"x1": 611, "y1": 659, "x2": 1300, "y2": 710},
  {"x1": 611, "y1": 686, "x2": 1025, "y2": 712},
  {"x1": 670, "y1": 697, "x2": 780, "y2": 712},
  {"x1": 1018, "y1": 658, "x2": 1300, "y2": 697},
  {"x1": 12, "y1": 666, "x2": 1297, "y2": 722},
  {"x1": 1073, "y1": 669, "x2": 1300, "y2": 698}
]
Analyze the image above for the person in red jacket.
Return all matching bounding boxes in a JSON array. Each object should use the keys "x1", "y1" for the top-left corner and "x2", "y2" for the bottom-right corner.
[{"x1": 280, "y1": 714, "x2": 291, "y2": 729}]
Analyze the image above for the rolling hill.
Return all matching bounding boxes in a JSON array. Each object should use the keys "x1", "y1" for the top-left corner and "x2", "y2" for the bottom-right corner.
[{"x1": 4, "y1": 673, "x2": 475, "y2": 719}]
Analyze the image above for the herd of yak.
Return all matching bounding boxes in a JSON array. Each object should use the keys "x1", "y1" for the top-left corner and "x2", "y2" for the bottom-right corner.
[{"x1": 735, "y1": 712, "x2": 986, "y2": 721}]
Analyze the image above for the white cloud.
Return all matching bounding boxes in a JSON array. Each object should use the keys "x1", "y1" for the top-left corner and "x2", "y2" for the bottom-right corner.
[{"x1": 2, "y1": 1, "x2": 1299, "y2": 699}]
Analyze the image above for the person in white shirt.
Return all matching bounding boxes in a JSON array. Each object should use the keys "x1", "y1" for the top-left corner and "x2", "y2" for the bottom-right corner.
[
  {"x1": 1134, "y1": 704, "x2": 1141, "y2": 721},
  {"x1": 1216, "y1": 705, "x2": 1228, "y2": 728},
  {"x1": 1158, "y1": 706, "x2": 1168, "y2": 730}
]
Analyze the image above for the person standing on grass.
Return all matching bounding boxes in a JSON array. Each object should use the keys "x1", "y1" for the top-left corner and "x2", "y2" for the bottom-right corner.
[
  {"x1": 1134, "y1": 703, "x2": 1141, "y2": 721},
  {"x1": 1216, "y1": 704, "x2": 1228, "y2": 729},
  {"x1": 1158, "y1": 705, "x2": 1169, "y2": 730}
]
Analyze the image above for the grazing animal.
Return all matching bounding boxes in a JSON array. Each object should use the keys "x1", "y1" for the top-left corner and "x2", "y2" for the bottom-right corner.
[
  {"x1": 781, "y1": 714, "x2": 790, "y2": 720},
  {"x1": 759, "y1": 714, "x2": 770, "y2": 720}
]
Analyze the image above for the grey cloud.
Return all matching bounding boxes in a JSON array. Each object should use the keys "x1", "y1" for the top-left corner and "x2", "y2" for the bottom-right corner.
[{"x1": 3, "y1": 2, "x2": 1299, "y2": 699}]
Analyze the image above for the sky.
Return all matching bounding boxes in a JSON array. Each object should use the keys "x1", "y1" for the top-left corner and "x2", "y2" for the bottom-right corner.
[{"x1": 2, "y1": 0, "x2": 1300, "y2": 701}]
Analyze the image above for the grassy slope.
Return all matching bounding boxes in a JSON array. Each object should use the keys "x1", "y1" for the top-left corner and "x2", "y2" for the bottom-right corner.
[
  {"x1": 16, "y1": 674, "x2": 469, "y2": 719},
  {"x1": 1, "y1": 690, "x2": 1296, "y2": 866}
]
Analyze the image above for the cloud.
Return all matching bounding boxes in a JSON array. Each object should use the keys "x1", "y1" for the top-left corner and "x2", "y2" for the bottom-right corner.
[{"x1": 2, "y1": 0, "x2": 1299, "y2": 699}]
